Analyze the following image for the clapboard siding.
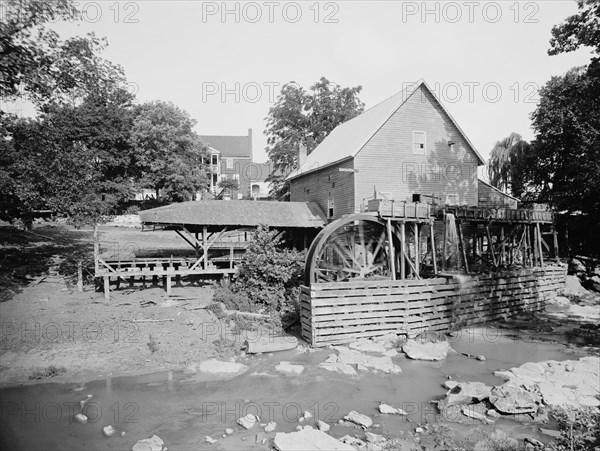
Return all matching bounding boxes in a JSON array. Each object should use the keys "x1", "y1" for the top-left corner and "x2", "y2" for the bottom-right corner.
[
  {"x1": 300, "y1": 265, "x2": 567, "y2": 346},
  {"x1": 290, "y1": 159, "x2": 355, "y2": 220},
  {"x1": 354, "y1": 85, "x2": 479, "y2": 210}
]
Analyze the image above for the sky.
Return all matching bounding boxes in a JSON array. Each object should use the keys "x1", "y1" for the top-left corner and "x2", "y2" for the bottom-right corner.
[{"x1": 9, "y1": 1, "x2": 594, "y2": 168}]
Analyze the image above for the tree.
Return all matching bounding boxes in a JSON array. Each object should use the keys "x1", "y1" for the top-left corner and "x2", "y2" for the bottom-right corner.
[
  {"x1": 130, "y1": 101, "x2": 208, "y2": 202},
  {"x1": 1, "y1": 0, "x2": 127, "y2": 109},
  {"x1": 549, "y1": 0, "x2": 600, "y2": 61},
  {"x1": 217, "y1": 178, "x2": 240, "y2": 198},
  {"x1": 0, "y1": 88, "x2": 137, "y2": 225},
  {"x1": 487, "y1": 133, "x2": 529, "y2": 198},
  {"x1": 528, "y1": 66, "x2": 600, "y2": 214},
  {"x1": 264, "y1": 77, "x2": 364, "y2": 200}
]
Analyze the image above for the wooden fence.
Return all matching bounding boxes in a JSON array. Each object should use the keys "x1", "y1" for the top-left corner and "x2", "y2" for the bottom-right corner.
[{"x1": 299, "y1": 264, "x2": 567, "y2": 346}]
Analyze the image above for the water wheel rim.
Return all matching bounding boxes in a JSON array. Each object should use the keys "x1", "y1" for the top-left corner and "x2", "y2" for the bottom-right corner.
[{"x1": 305, "y1": 215, "x2": 393, "y2": 285}]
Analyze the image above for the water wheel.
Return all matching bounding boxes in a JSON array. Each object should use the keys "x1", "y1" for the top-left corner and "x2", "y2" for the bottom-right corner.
[{"x1": 304, "y1": 215, "x2": 398, "y2": 285}]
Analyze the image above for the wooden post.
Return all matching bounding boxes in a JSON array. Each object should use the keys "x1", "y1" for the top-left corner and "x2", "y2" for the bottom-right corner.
[
  {"x1": 536, "y1": 223, "x2": 544, "y2": 267},
  {"x1": 441, "y1": 215, "x2": 447, "y2": 271},
  {"x1": 387, "y1": 219, "x2": 396, "y2": 280},
  {"x1": 230, "y1": 243, "x2": 234, "y2": 269},
  {"x1": 457, "y1": 221, "x2": 469, "y2": 274},
  {"x1": 525, "y1": 225, "x2": 533, "y2": 267},
  {"x1": 166, "y1": 276, "x2": 172, "y2": 295},
  {"x1": 93, "y1": 225, "x2": 99, "y2": 274},
  {"x1": 414, "y1": 223, "x2": 420, "y2": 276},
  {"x1": 400, "y1": 222, "x2": 406, "y2": 279},
  {"x1": 104, "y1": 276, "x2": 110, "y2": 300},
  {"x1": 77, "y1": 261, "x2": 83, "y2": 292},
  {"x1": 485, "y1": 225, "x2": 497, "y2": 268},
  {"x1": 430, "y1": 221, "x2": 437, "y2": 274},
  {"x1": 472, "y1": 231, "x2": 477, "y2": 263},
  {"x1": 202, "y1": 226, "x2": 208, "y2": 269},
  {"x1": 553, "y1": 226, "x2": 560, "y2": 263},
  {"x1": 500, "y1": 226, "x2": 506, "y2": 266}
]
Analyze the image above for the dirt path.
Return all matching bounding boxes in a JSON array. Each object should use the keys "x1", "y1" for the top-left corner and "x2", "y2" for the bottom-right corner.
[{"x1": 0, "y1": 279, "x2": 226, "y2": 387}]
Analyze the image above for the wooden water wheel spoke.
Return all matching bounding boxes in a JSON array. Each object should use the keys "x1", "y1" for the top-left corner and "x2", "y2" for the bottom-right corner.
[{"x1": 305, "y1": 215, "x2": 398, "y2": 285}]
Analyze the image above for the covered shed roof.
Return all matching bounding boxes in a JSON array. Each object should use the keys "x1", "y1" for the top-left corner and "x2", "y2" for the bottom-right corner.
[
  {"x1": 287, "y1": 80, "x2": 485, "y2": 180},
  {"x1": 139, "y1": 200, "x2": 325, "y2": 229}
]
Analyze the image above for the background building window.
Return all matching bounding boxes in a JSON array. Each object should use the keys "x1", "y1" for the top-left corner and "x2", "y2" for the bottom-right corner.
[{"x1": 226, "y1": 158, "x2": 233, "y2": 169}]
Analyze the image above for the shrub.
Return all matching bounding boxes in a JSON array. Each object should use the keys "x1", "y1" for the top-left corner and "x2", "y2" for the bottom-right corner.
[
  {"x1": 548, "y1": 407, "x2": 600, "y2": 451},
  {"x1": 212, "y1": 225, "x2": 305, "y2": 325}
]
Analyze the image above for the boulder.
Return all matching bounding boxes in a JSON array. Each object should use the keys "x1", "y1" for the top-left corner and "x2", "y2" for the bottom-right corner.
[
  {"x1": 343, "y1": 411, "x2": 373, "y2": 429},
  {"x1": 103, "y1": 425, "x2": 118, "y2": 437},
  {"x1": 264, "y1": 422, "x2": 277, "y2": 433},
  {"x1": 349, "y1": 338, "x2": 387, "y2": 354},
  {"x1": 374, "y1": 333, "x2": 401, "y2": 349},
  {"x1": 563, "y1": 275, "x2": 587, "y2": 297},
  {"x1": 132, "y1": 435, "x2": 165, "y2": 451},
  {"x1": 318, "y1": 362, "x2": 358, "y2": 376},
  {"x1": 273, "y1": 428, "x2": 355, "y2": 451},
  {"x1": 461, "y1": 403, "x2": 491, "y2": 422},
  {"x1": 336, "y1": 348, "x2": 401, "y2": 374},
  {"x1": 195, "y1": 359, "x2": 248, "y2": 375},
  {"x1": 378, "y1": 402, "x2": 407, "y2": 415},
  {"x1": 237, "y1": 414, "x2": 258, "y2": 429},
  {"x1": 440, "y1": 382, "x2": 492, "y2": 407},
  {"x1": 489, "y1": 385, "x2": 542, "y2": 414},
  {"x1": 569, "y1": 258, "x2": 586, "y2": 273},
  {"x1": 402, "y1": 339, "x2": 452, "y2": 361},
  {"x1": 317, "y1": 420, "x2": 330, "y2": 432},
  {"x1": 339, "y1": 435, "x2": 366, "y2": 448},
  {"x1": 275, "y1": 361, "x2": 304, "y2": 376}
]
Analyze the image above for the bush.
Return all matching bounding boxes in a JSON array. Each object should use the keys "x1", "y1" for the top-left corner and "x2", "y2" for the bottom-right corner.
[
  {"x1": 212, "y1": 225, "x2": 305, "y2": 325},
  {"x1": 548, "y1": 407, "x2": 600, "y2": 451}
]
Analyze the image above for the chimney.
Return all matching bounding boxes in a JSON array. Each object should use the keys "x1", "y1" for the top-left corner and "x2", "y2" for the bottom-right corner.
[
  {"x1": 248, "y1": 128, "x2": 253, "y2": 161},
  {"x1": 298, "y1": 143, "x2": 307, "y2": 168}
]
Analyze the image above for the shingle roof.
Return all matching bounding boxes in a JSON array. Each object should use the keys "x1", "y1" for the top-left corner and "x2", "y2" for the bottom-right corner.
[
  {"x1": 200, "y1": 134, "x2": 252, "y2": 159},
  {"x1": 139, "y1": 200, "x2": 325, "y2": 229},
  {"x1": 287, "y1": 80, "x2": 485, "y2": 180}
]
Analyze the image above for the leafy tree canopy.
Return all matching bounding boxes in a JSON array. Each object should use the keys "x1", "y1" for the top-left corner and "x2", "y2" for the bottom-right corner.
[
  {"x1": 130, "y1": 101, "x2": 208, "y2": 202},
  {"x1": 1, "y1": 0, "x2": 127, "y2": 109},
  {"x1": 549, "y1": 0, "x2": 600, "y2": 61},
  {"x1": 487, "y1": 132, "x2": 530, "y2": 198},
  {"x1": 264, "y1": 77, "x2": 364, "y2": 200}
]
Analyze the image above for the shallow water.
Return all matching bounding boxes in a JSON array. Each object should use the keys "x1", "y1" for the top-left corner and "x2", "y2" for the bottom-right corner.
[{"x1": 0, "y1": 327, "x2": 577, "y2": 450}]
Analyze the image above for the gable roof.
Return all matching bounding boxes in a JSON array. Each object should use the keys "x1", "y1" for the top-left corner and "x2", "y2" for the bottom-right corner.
[
  {"x1": 200, "y1": 132, "x2": 252, "y2": 159},
  {"x1": 287, "y1": 80, "x2": 485, "y2": 180},
  {"x1": 139, "y1": 200, "x2": 325, "y2": 230},
  {"x1": 478, "y1": 178, "x2": 520, "y2": 202}
]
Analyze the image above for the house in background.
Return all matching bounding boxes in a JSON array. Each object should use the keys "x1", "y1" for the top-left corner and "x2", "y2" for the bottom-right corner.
[
  {"x1": 287, "y1": 80, "x2": 487, "y2": 220},
  {"x1": 200, "y1": 129, "x2": 274, "y2": 200}
]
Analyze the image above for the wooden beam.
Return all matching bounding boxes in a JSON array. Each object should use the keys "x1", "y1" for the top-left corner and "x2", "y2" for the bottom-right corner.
[
  {"x1": 441, "y1": 215, "x2": 447, "y2": 271},
  {"x1": 387, "y1": 219, "x2": 396, "y2": 280},
  {"x1": 536, "y1": 223, "x2": 544, "y2": 267},
  {"x1": 457, "y1": 221, "x2": 470, "y2": 274},
  {"x1": 414, "y1": 223, "x2": 420, "y2": 276},
  {"x1": 500, "y1": 226, "x2": 506, "y2": 266},
  {"x1": 94, "y1": 225, "x2": 100, "y2": 274},
  {"x1": 485, "y1": 225, "x2": 497, "y2": 268},
  {"x1": 203, "y1": 226, "x2": 208, "y2": 269},
  {"x1": 400, "y1": 222, "x2": 406, "y2": 279},
  {"x1": 430, "y1": 222, "x2": 437, "y2": 274},
  {"x1": 553, "y1": 226, "x2": 560, "y2": 263}
]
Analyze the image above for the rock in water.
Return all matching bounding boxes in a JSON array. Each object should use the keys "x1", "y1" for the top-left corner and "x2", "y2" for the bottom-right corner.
[
  {"x1": 489, "y1": 385, "x2": 541, "y2": 414},
  {"x1": 343, "y1": 411, "x2": 373, "y2": 429},
  {"x1": 378, "y1": 402, "x2": 407, "y2": 415},
  {"x1": 264, "y1": 421, "x2": 277, "y2": 433},
  {"x1": 439, "y1": 382, "x2": 493, "y2": 408},
  {"x1": 131, "y1": 435, "x2": 164, "y2": 451},
  {"x1": 318, "y1": 362, "x2": 358, "y2": 376},
  {"x1": 275, "y1": 361, "x2": 304, "y2": 376},
  {"x1": 238, "y1": 414, "x2": 258, "y2": 429},
  {"x1": 402, "y1": 339, "x2": 452, "y2": 361},
  {"x1": 274, "y1": 428, "x2": 354, "y2": 450},
  {"x1": 103, "y1": 425, "x2": 117, "y2": 437},
  {"x1": 316, "y1": 420, "x2": 330, "y2": 432},
  {"x1": 195, "y1": 359, "x2": 248, "y2": 375},
  {"x1": 74, "y1": 413, "x2": 88, "y2": 424},
  {"x1": 205, "y1": 436, "x2": 217, "y2": 444}
]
